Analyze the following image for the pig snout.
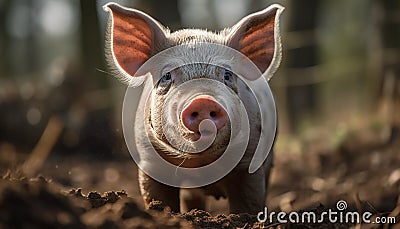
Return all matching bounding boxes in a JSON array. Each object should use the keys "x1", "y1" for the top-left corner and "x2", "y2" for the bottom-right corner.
[{"x1": 181, "y1": 96, "x2": 228, "y2": 134}]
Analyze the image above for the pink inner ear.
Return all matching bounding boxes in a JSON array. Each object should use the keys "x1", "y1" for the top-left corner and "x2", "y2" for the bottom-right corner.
[
  {"x1": 235, "y1": 12, "x2": 276, "y2": 73},
  {"x1": 112, "y1": 8, "x2": 153, "y2": 76}
]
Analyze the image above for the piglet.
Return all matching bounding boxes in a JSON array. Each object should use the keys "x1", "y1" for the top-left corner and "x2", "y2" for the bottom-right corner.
[{"x1": 103, "y1": 2, "x2": 283, "y2": 214}]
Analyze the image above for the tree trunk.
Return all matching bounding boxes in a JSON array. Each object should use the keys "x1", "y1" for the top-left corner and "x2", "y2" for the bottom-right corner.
[
  {"x1": 375, "y1": 0, "x2": 400, "y2": 138},
  {"x1": 0, "y1": 1, "x2": 11, "y2": 77},
  {"x1": 284, "y1": 0, "x2": 320, "y2": 132}
]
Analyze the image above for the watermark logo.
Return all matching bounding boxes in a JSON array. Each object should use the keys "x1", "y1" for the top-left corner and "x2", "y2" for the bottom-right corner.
[
  {"x1": 122, "y1": 42, "x2": 277, "y2": 188},
  {"x1": 336, "y1": 200, "x2": 347, "y2": 211},
  {"x1": 257, "y1": 200, "x2": 397, "y2": 225}
]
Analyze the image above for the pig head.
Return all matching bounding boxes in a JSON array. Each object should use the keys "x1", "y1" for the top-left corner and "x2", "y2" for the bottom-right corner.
[{"x1": 103, "y1": 2, "x2": 283, "y2": 214}]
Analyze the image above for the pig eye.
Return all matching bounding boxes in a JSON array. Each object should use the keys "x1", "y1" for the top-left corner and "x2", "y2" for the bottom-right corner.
[
  {"x1": 224, "y1": 70, "x2": 233, "y2": 81},
  {"x1": 161, "y1": 72, "x2": 172, "y2": 82},
  {"x1": 156, "y1": 72, "x2": 173, "y2": 93}
]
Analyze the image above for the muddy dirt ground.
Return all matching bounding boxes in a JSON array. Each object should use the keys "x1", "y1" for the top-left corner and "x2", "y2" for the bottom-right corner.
[{"x1": 0, "y1": 125, "x2": 399, "y2": 228}]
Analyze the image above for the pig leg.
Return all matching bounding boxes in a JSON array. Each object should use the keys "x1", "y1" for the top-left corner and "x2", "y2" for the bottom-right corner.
[
  {"x1": 138, "y1": 169, "x2": 180, "y2": 212},
  {"x1": 225, "y1": 152, "x2": 274, "y2": 214},
  {"x1": 181, "y1": 188, "x2": 206, "y2": 212},
  {"x1": 225, "y1": 169, "x2": 266, "y2": 214}
]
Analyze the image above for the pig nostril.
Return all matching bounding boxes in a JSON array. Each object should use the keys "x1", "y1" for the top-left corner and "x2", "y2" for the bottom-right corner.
[{"x1": 181, "y1": 97, "x2": 228, "y2": 133}]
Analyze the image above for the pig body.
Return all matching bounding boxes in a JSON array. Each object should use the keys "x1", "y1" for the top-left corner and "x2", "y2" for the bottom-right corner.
[
  {"x1": 135, "y1": 67, "x2": 273, "y2": 214},
  {"x1": 104, "y1": 3, "x2": 283, "y2": 214}
]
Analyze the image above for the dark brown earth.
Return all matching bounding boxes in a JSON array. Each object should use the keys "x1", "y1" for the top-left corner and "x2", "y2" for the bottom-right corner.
[
  {"x1": 0, "y1": 126, "x2": 399, "y2": 228},
  {"x1": 0, "y1": 177, "x2": 355, "y2": 229}
]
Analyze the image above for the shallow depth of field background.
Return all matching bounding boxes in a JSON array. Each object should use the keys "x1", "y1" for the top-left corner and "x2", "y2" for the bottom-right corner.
[{"x1": 0, "y1": 0, "x2": 399, "y2": 214}]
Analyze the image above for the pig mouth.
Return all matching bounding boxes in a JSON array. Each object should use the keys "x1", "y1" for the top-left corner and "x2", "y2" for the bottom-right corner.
[
  {"x1": 145, "y1": 108, "x2": 232, "y2": 169},
  {"x1": 181, "y1": 123, "x2": 231, "y2": 149},
  {"x1": 184, "y1": 130, "x2": 215, "y2": 142},
  {"x1": 155, "y1": 121, "x2": 230, "y2": 156},
  {"x1": 147, "y1": 107, "x2": 229, "y2": 157}
]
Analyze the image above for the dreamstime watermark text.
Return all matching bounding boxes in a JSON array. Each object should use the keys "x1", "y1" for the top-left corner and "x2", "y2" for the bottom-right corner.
[{"x1": 257, "y1": 200, "x2": 397, "y2": 224}]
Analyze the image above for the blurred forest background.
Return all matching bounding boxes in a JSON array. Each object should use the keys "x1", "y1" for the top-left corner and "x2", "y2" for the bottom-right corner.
[{"x1": 0, "y1": 0, "x2": 399, "y2": 214}]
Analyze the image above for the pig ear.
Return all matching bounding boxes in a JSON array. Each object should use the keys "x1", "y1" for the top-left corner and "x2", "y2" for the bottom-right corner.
[
  {"x1": 103, "y1": 3, "x2": 168, "y2": 84},
  {"x1": 227, "y1": 5, "x2": 284, "y2": 80}
]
